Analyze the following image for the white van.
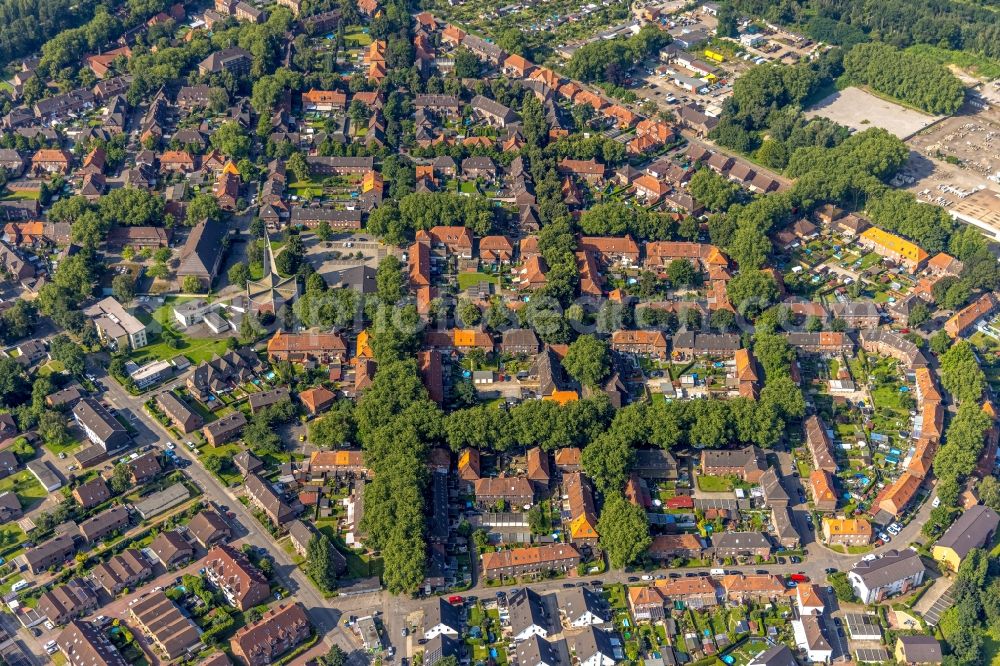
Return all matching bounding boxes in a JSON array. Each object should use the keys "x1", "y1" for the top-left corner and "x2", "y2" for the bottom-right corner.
[
  {"x1": 710, "y1": 568, "x2": 725, "y2": 576},
  {"x1": 10, "y1": 580, "x2": 29, "y2": 592}
]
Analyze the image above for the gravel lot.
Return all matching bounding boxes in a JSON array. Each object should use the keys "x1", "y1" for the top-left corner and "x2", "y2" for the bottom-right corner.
[{"x1": 806, "y1": 86, "x2": 941, "y2": 139}]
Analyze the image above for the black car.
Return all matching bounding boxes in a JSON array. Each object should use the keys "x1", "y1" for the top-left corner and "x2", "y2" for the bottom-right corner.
[
  {"x1": 756, "y1": 570, "x2": 768, "y2": 575},
  {"x1": 825, "y1": 567, "x2": 838, "y2": 575},
  {"x1": 627, "y1": 576, "x2": 640, "y2": 583},
  {"x1": 685, "y1": 572, "x2": 696, "y2": 577},
  {"x1": 590, "y1": 580, "x2": 603, "y2": 586},
  {"x1": 790, "y1": 556, "x2": 801, "y2": 564},
  {"x1": 562, "y1": 583, "x2": 576, "y2": 588},
  {"x1": 777, "y1": 557, "x2": 786, "y2": 564},
  {"x1": 669, "y1": 573, "x2": 681, "y2": 578}
]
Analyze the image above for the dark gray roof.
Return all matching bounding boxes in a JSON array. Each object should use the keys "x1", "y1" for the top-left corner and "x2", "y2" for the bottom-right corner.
[
  {"x1": 711, "y1": 531, "x2": 772, "y2": 550},
  {"x1": 897, "y1": 635, "x2": 942, "y2": 663},
  {"x1": 73, "y1": 398, "x2": 128, "y2": 448},
  {"x1": 850, "y1": 549, "x2": 924, "y2": 589},
  {"x1": 748, "y1": 644, "x2": 797, "y2": 666},
  {"x1": 516, "y1": 635, "x2": 567, "y2": 666},
  {"x1": 568, "y1": 626, "x2": 615, "y2": 663},
  {"x1": 426, "y1": 598, "x2": 461, "y2": 633},
  {"x1": 178, "y1": 219, "x2": 228, "y2": 279},
  {"x1": 935, "y1": 505, "x2": 1000, "y2": 560},
  {"x1": 508, "y1": 588, "x2": 547, "y2": 635},
  {"x1": 556, "y1": 586, "x2": 607, "y2": 624}
]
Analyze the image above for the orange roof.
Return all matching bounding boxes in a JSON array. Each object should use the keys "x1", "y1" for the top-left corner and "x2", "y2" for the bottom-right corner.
[
  {"x1": 611, "y1": 329, "x2": 668, "y2": 348},
  {"x1": 628, "y1": 585, "x2": 666, "y2": 608},
  {"x1": 574, "y1": 90, "x2": 606, "y2": 111},
  {"x1": 927, "y1": 252, "x2": 959, "y2": 271},
  {"x1": 453, "y1": 328, "x2": 493, "y2": 349},
  {"x1": 633, "y1": 173, "x2": 670, "y2": 197},
  {"x1": 914, "y1": 367, "x2": 941, "y2": 404},
  {"x1": 356, "y1": 330, "x2": 373, "y2": 358},
  {"x1": 879, "y1": 472, "x2": 922, "y2": 516},
  {"x1": 734, "y1": 348, "x2": 758, "y2": 382},
  {"x1": 809, "y1": 469, "x2": 836, "y2": 504},
  {"x1": 32, "y1": 148, "x2": 71, "y2": 163},
  {"x1": 545, "y1": 389, "x2": 579, "y2": 405},
  {"x1": 823, "y1": 517, "x2": 872, "y2": 538},
  {"x1": 579, "y1": 235, "x2": 640, "y2": 257},
  {"x1": 481, "y1": 543, "x2": 580, "y2": 571},
  {"x1": 504, "y1": 54, "x2": 532, "y2": 73},
  {"x1": 945, "y1": 292, "x2": 999, "y2": 338},
  {"x1": 797, "y1": 583, "x2": 824, "y2": 609},
  {"x1": 442, "y1": 24, "x2": 466, "y2": 43},
  {"x1": 653, "y1": 576, "x2": 717, "y2": 597},
  {"x1": 302, "y1": 89, "x2": 347, "y2": 105},
  {"x1": 310, "y1": 449, "x2": 365, "y2": 468},
  {"x1": 604, "y1": 104, "x2": 637, "y2": 127},
  {"x1": 529, "y1": 67, "x2": 560, "y2": 88},
  {"x1": 267, "y1": 330, "x2": 347, "y2": 354},
  {"x1": 908, "y1": 437, "x2": 937, "y2": 478},
  {"x1": 160, "y1": 150, "x2": 194, "y2": 164},
  {"x1": 554, "y1": 447, "x2": 581, "y2": 467},
  {"x1": 299, "y1": 387, "x2": 335, "y2": 413},
  {"x1": 721, "y1": 574, "x2": 786, "y2": 596}
]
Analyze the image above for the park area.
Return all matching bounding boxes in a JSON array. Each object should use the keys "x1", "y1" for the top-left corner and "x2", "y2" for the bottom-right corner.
[
  {"x1": 130, "y1": 297, "x2": 234, "y2": 365},
  {"x1": 806, "y1": 86, "x2": 942, "y2": 139}
]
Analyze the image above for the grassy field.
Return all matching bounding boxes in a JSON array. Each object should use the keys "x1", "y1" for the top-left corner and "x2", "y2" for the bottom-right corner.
[
  {"x1": 457, "y1": 272, "x2": 498, "y2": 290},
  {"x1": 697, "y1": 475, "x2": 735, "y2": 493},
  {"x1": 343, "y1": 28, "x2": 373, "y2": 46},
  {"x1": 45, "y1": 437, "x2": 85, "y2": 457},
  {"x1": 907, "y1": 44, "x2": 1000, "y2": 80},
  {"x1": 130, "y1": 297, "x2": 233, "y2": 365},
  {"x1": 0, "y1": 471, "x2": 47, "y2": 510}
]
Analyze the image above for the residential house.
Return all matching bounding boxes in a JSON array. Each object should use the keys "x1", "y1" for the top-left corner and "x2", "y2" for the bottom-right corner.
[
  {"x1": 810, "y1": 469, "x2": 838, "y2": 512},
  {"x1": 859, "y1": 227, "x2": 929, "y2": 272},
  {"x1": 610, "y1": 329, "x2": 668, "y2": 359},
  {"x1": 73, "y1": 477, "x2": 111, "y2": 510},
  {"x1": 84, "y1": 297, "x2": 148, "y2": 350},
  {"x1": 129, "y1": 591, "x2": 202, "y2": 661},
  {"x1": 188, "y1": 509, "x2": 233, "y2": 549},
  {"x1": 25, "y1": 534, "x2": 76, "y2": 574},
  {"x1": 711, "y1": 532, "x2": 772, "y2": 559},
  {"x1": 568, "y1": 626, "x2": 617, "y2": 666},
  {"x1": 205, "y1": 544, "x2": 271, "y2": 610},
  {"x1": 73, "y1": 397, "x2": 130, "y2": 451},
  {"x1": 565, "y1": 472, "x2": 599, "y2": 545},
  {"x1": 156, "y1": 392, "x2": 204, "y2": 433},
  {"x1": 245, "y1": 472, "x2": 299, "y2": 527},
  {"x1": 149, "y1": 530, "x2": 194, "y2": 569},
  {"x1": 38, "y1": 579, "x2": 99, "y2": 625},
  {"x1": 230, "y1": 603, "x2": 312, "y2": 666},
  {"x1": 267, "y1": 330, "x2": 348, "y2": 363},
  {"x1": 203, "y1": 411, "x2": 247, "y2": 446},
  {"x1": 78, "y1": 505, "x2": 130, "y2": 543},
  {"x1": 508, "y1": 588, "x2": 550, "y2": 641},
  {"x1": 945, "y1": 292, "x2": 1000, "y2": 338},
  {"x1": 932, "y1": 504, "x2": 1000, "y2": 571},
  {"x1": 792, "y1": 615, "x2": 832, "y2": 664},
  {"x1": 805, "y1": 415, "x2": 838, "y2": 473},
  {"x1": 424, "y1": 598, "x2": 461, "y2": 639},
  {"x1": 474, "y1": 476, "x2": 533, "y2": 508},
  {"x1": 700, "y1": 445, "x2": 766, "y2": 482},
  {"x1": 848, "y1": 549, "x2": 925, "y2": 604},
  {"x1": 91, "y1": 549, "x2": 152, "y2": 596},
  {"x1": 895, "y1": 636, "x2": 942, "y2": 665},
  {"x1": 481, "y1": 543, "x2": 581, "y2": 579},
  {"x1": 299, "y1": 386, "x2": 336, "y2": 416},
  {"x1": 57, "y1": 620, "x2": 129, "y2": 666}
]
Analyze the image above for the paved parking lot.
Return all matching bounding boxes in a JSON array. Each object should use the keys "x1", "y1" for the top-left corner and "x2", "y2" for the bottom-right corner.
[{"x1": 806, "y1": 86, "x2": 941, "y2": 139}]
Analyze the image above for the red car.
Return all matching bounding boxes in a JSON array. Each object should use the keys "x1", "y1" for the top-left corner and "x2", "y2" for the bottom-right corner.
[
  {"x1": 448, "y1": 595, "x2": 464, "y2": 605},
  {"x1": 790, "y1": 574, "x2": 809, "y2": 583}
]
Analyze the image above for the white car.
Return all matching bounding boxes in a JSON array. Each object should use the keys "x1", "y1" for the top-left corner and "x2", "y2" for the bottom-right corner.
[
  {"x1": 932, "y1": 496, "x2": 941, "y2": 508},
  {"x1": 887, "y1": 523, "x2": 902, "y2": 535},
  {"x1": 44, "y1": 621, "x2": 54, "y2": 630},
  {"x1": 641, "y1": 575, "x2": 653, "y2": 581}
]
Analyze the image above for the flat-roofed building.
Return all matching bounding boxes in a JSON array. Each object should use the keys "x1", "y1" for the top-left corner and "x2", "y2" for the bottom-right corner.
[{"x1": 84, "y1": 297, "x2": 148, "y2": 349}]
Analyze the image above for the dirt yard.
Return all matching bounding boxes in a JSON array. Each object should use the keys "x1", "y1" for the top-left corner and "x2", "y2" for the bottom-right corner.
[{"x1": 805, "y1": 86, "x2": 942, "y2": 139}]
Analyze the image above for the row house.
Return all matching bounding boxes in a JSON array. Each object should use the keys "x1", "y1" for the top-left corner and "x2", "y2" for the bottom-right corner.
[
  {"x1": 474, "y1": 476, "x2": 533, "y2": 508},
  {"x1": 945, "y1": 291, "x2": 999, "y2": 338},
  {"x1": 700, "y1": 445, "x2": 766, "y2": 482},
  {"x1": 308, "y1": 450, "x2": 369, "y2": 478},
  {"x1": 579, "y1": 235, "x2": 640, "y2": 266},
  {"x1": 783, "y1": 331, "x2": 854, "y2": 355},
  {"x1": 470, "y1": 95, "x2": 517, "y2": 127},
  {"x1": 822, "y1": 517, "x2": 872, "y2": 547},
  {"x1": 565, "y1": 472, "x2": 599, "y2": 545},
  {"x1": 266, "y1": 329, "x2": 348, "y2": 363},
  {"x1": 204, "y1": 545, "x2": 271, "y2": 611},
  {"x1": 301, "y1": 89, "x2": 347, "y2": 112},
  {"x1": 245, "y1": 472, "x2": 299, "y2": 527},
  {"x1": 231, "y1": 603, "x2": 312, "y2": 666},
  {"x1": 610, "y1": 329, "x2": 668, "y2": 359},
  {"x1": 557, "y1": 158, "x2": 605, "y2": 185},
  {"x1": 804, "y1": 415, "x2": 837, "y2": 473},
  {"x1": 672, "y1": 332, "x2": 741, "y2": 359},
  {"x1": 481, "y1": 543, "x2": 581, "y2": 579},
  {"x1": 720, "y1": 574, "x2": 787, "y2": 603}
]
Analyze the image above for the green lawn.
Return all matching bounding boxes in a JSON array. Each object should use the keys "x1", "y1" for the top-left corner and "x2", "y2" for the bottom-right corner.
[
  {"x1": 45, "y1": 437, "x2": 85, "y2": 457},
  {"x1": 2, "y1": 189, "x2": 40, "y2": 201},
  {"x1": 697, "y1": 475, "x2": 735, "y2": 492},
  {"x1": 130, "y1": 297, "x2": 233, "y2": 365},
  {"x1": 344, "y1": 28, "x2": 372, "y2": 46},
  {"x1": 0, "y1": 471, "x2": 47, "y2": 510},
  {"x1": 457, "y1": 272, "x2": 498, "y2": 290},
  {"x1": 985, "y1": 625, "x2": 1000, "y2": 665}
]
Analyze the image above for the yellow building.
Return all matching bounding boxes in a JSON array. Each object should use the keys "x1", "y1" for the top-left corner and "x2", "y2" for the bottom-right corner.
[
  {"x1": 858, "y1": 227, "x2": 929, "y2": 272},
  {"x1": 931, "y1": 504, "x2": 999, "y2": 571},
  {"x1": 704, "y1": 49, "x2": 725, "y2": 62}
]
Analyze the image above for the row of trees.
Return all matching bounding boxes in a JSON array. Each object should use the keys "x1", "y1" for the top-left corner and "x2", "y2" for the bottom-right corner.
[{"x1": 843, "y1": 42, "x2": 965, "y2": 115}]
